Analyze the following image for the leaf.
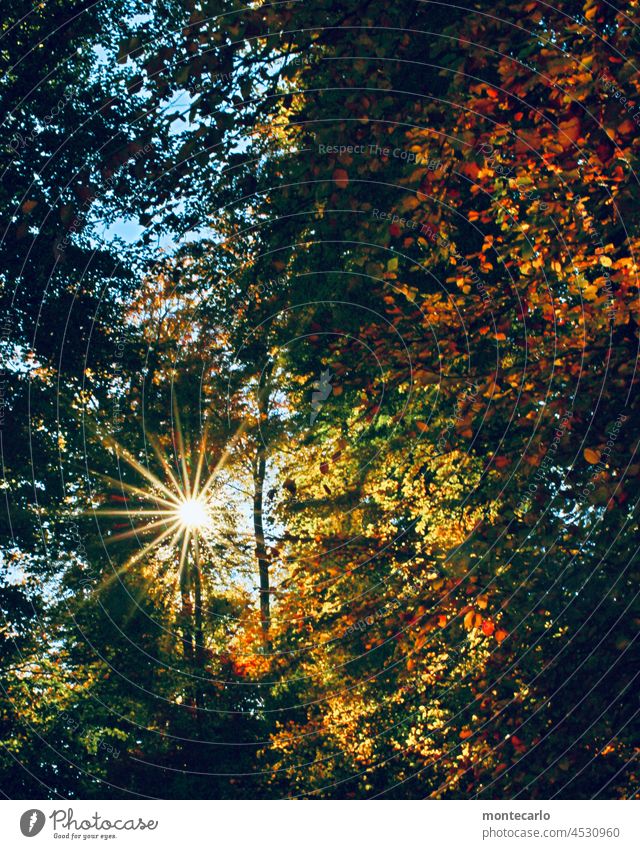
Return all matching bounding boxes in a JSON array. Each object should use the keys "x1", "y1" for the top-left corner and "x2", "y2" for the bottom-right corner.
[
  {"x1": 332, "y1": 168, "x2": 349, "y2": 189},
  {"x1": 558, "y1": 115, "x2": 581, "y2": 149},
  {"x1": 584, "y1": 448, "x2": 601, "y2": 464}
]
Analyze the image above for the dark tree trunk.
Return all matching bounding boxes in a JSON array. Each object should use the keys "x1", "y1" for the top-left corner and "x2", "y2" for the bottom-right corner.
[
  {"x1": 253, "y1": 362, "x2": 272, "y2": 640},
  {"x1": 254, "y1": 450, "x2": 270, "y2": 636},
  {"x1": 192, "y1": 546, "x2": 204, "y2": 711},
  {"x1": 180, "y1": 564, "x2": 194, "y2": 665}
]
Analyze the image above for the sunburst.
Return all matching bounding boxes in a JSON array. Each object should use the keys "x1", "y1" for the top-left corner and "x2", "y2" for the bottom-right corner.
[{"x1": 91, "y1": 408, "x2": 247, "y2": 586}]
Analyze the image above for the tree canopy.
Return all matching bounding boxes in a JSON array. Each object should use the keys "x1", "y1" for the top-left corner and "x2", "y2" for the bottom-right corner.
[{"x1": 1, "y1": 0, "x2": 639, "y2": 799}]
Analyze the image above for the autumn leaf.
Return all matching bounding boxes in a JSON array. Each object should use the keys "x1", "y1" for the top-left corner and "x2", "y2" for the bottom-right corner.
[
  {"x1": 464, "y1": 610, "x2": 482, "y2": 630},
  {"x1": 332, "y1": 168, "x2": 349, "y2": 189},
  {"x1": 558, "y1": 115, "x2": 581, "y2": 149}
]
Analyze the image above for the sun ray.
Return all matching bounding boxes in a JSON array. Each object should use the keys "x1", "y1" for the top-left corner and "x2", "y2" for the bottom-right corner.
[
  {"x1": 172, "y1": 394, "x2": 192, "y2": 500},
  {"x1": 147, "y1": 432, "x2": 184, "y2": 499},
  {"x1": 121, "y1": 524, "x2": 186, "y2": 625},
  {"x1": 104, "y1": 434, "x2": 179, "y2": 503},
  {"x1": 121, "y1": 521, "x2": 184, "y2": 571},
  {"x1": 95, "y1": 472, "x2": 179, "y2": 509},
  {"x1": 94, "y1": 509, "x2": 177, "y2": 518},
  {"x1": 107, "y1": 515, "x2": 181, "y2": 544},
  {"x1": 191, "y1": 426, "x2": 209, "y2": 503},
  {"x1": 198, "y1": 418, "x2": 249, "y2": 499},
  {"x1": 89, "y1": 519, "x2": 183, "y2": 597}
]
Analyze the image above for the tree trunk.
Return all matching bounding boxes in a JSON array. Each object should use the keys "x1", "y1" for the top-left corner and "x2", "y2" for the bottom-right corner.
[
  {"x1": 253, "y1": 362, "x2": 272, "y2": 640},
  {"x1": 253, "y1": 450, "x2": 270, "y2": 636},
  {"x1": 192, "y1": 542, "x2": 204, "y2": 711},
  {"x1": 180, "y1": 564, "x2": 194, "y2": 664}
]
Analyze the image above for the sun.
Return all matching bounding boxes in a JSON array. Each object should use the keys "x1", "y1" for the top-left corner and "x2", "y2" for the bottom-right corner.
[
  {"x1": 91, "y1": 407, "x2": 250, "y2": 592},
  {"x1": 177, "y1": 497, "x2": 210, "y2": 530},
  {"x1": 92, "y1": 418, "x2": 225, "y2": 578}
]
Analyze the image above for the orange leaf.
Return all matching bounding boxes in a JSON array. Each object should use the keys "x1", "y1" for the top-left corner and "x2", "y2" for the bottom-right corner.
[
  {"x1": 333, "y1": 168, "x2": 349, "y2": 189},
  {"x1": 584, "y1": 448, "x2": 601, "y2": 464}
]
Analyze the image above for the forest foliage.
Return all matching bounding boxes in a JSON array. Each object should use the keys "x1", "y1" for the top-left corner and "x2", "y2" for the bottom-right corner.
[{"x1": 1, "y1": 0, "x2": 639, "y2": 799}]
